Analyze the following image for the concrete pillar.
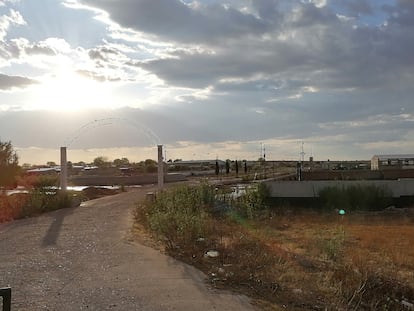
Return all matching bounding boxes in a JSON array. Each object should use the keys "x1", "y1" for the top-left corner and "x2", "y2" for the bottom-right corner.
[
  {"x1": 157, "y1": 145, "x2": 164, "y2": 190},
  {"x1": 60, "y1": 147, "x2": 68, "y2": 191}
]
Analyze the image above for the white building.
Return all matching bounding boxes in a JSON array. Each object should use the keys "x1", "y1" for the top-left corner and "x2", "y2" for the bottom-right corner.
[{"x1": 371, "y1": 154, "x2": 414, "y2": 170}]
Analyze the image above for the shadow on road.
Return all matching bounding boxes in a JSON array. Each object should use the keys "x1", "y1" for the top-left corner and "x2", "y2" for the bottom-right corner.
[{"x1": 42, "y1": 207, "x2": 75, "y2": 247}]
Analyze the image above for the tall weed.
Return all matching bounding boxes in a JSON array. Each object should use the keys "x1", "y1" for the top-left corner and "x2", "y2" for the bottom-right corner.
[{"x1": 317, "y1": 226, "x2": 346, "y2": 261}]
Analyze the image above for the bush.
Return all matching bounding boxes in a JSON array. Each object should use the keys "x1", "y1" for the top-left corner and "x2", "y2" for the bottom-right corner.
[
  {"x1": 231, "y1": 183, "x2": 269, "y2": 218},
  {"x1": 319, "y1": 184, "x2": 392, "y2": 211},
  {"x1": 20, "y1": 190, "x2": 77, "y2": 218},
  {"x1": 141, "y1": 184, "x2": 215, "y2": 249}
]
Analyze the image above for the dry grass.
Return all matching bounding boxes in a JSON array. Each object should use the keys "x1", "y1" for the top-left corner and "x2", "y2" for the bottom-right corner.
[
  {"x1": 147, "y1": 211, "x2": 414, "y2": 309},
  {"x1": 243, "y1": 211, "x2": 414, "y2": 309},
  {"x1": 133, "y1": 185, "x2": 414, "y2": 310}
]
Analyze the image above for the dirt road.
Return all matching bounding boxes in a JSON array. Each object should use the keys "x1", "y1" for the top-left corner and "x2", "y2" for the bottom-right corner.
[{"x1": 0, "y1": 186, "x2": 255, "y2": 310}]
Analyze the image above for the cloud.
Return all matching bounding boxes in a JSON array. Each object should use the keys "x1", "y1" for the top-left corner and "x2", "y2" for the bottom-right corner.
[
  {"x1": 5, "y1": 38, "x2": 57, "y2": 59},
  {"x1": 25, "y1": 43, "x2": 56, "y2": 56},
  {"x1": 2, "y1": 103, "x2": 413, "y2": 163},
  {"x1": 1, "y1": 0, "x2": 414, "y2": 162},
  {"x1": 88, "y1": 46, "x2": 121, "y2": 62},
  {"x1": 69, "y1": 0, "x2": 412, "y2": 99},
  {"x1": 78, "y1": 0, "x2": 269, "y2": 44},
  {"x1": 0, "y1": 73, "x2": 37, "y2": 90},
  {"x1": 0, "y1": 8, "x2": 25, "y2": 40}
]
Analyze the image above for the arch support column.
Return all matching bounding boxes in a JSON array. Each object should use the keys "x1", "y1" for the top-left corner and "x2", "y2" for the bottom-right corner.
[
  {"x1": 60, "y1": 147, "x2": 68, "y2": 191},
  {"x1": 157, "y1": 145, "x2": 164, "y2": 190}
]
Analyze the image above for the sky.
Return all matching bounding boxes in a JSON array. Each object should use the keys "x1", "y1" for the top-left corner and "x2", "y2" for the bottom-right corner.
[{"x1": 1, "y1": 0, "x2": 414, "y2": 165}]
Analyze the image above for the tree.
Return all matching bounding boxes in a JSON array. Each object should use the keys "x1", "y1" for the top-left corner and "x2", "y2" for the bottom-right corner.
[
  {"x1": 235, "y1": 160, "x2": 239, "y2": 175},
  {"x1": 144, "y1": 159, "x2": 157, "y2": 173},
  {"x1": 113, "y1": 157, "x2": 130, "y2": 167},
  {"x1": 225, "y1": 160, "x2": 230, "y2": 174},
  {"x1": 0, "y1": 140, "x2": 20, "y2": 187},
  {"x1": 93, "y1": 156, "x2": 108, "y2": 168}
]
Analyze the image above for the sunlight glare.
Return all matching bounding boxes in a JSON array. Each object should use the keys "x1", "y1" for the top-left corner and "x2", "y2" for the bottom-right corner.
[{"x1": 31, "y1": 70, "x2": 114, "y2": 111}]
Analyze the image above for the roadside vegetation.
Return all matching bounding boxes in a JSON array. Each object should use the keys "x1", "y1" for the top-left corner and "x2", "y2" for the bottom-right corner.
[
  {"x1": 0, "y1": 175, "x2": 80, "y2": 222},
  {"x1": 134, "y1": 182, "x2": 414, "y2": 310},
  {"x1": 0, "y1": 176, "x2": 124, "y2": 223}
]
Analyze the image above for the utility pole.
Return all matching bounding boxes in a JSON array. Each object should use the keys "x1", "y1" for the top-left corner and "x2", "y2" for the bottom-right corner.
[
  {"x1": 300, "y1": 142, "x2": 305, "y2": 163},
  {"x1": 298, "y1": 142, "x2": 305, "y2": 181}
]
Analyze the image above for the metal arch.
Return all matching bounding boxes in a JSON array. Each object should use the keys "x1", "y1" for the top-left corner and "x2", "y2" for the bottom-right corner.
[{"x1": 63, "y1": 117, "x2": 161, "y2": 147}]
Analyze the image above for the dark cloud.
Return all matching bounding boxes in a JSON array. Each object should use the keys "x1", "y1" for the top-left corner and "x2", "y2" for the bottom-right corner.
[
  {"x1": 347, "y1": 0, "x2": 373, "y2": 15},
  {"x1": 98, "y1": 0, "x2": 411, "y2": 96},
  {"x1": 330, "y1": 0, "x2": 373, "y2": 16},
  {"x1": 291, "y1": 3, "x2": 339, "y2": 28},
  {"x1": 79, "y1": 0, "x2": 268, "y2": 44},
  {"x1": 0, "y1": 73, "x2": 37, "y2": 90},
  {"x1": 251, "y1": 0, "x2": 281, "y2": 21}
]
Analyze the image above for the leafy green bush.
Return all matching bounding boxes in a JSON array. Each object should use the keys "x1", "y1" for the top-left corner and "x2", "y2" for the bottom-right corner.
[
  {"x1": 21, "y1": 190, "x2": 78, "y2": 218},
  {"x1": 319, "y1": 184, "x2": 392, "y2": 211},
  {"x1": 143, "y1": 184, "x2": 215, "y2": 249},
  {"x1": 135, "y1": 182, "x2": 271, "y2": 249},
  {"x1": 232, "y1": 183, "x2": 269, "y2": 218}
]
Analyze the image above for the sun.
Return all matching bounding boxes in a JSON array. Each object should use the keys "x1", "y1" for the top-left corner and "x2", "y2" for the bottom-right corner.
[{"x1": 31, "y1": 69, "x2": 114, "y2": 111}]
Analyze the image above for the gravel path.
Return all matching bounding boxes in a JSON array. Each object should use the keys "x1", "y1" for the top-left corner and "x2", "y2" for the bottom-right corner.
[{"x1": 0, "y1": 186, "x2": 255, "y2": 310}]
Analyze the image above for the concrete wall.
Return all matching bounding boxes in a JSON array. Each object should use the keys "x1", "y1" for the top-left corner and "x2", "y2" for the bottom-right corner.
[
  {"x1": 301, "y1": 169, "x2": 414, "y2": 181},
  {"x1": 69, "y1": 173, "x2": 186, "y2": 186},
  {"x1": 264, "y1": 179, "x2": 414, "y2": 198},
  {"x1": 301, "y1": 170, "x2": 382, "y2": 180}
]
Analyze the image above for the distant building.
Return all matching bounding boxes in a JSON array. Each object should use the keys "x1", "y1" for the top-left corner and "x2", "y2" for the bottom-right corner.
[
  {"x1": 26, "y1": 166, "x2": 60, "y2": 174},
  {"x1": 371, "y1": 154, "x2": 414, "y2": 170}
]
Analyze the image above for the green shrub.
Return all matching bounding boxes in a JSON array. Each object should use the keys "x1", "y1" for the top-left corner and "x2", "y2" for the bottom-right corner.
[
  {"x1": 20, "y1": 190, "x2": 77, "y2": 218},
  {"x1": 232, "y1": 183, "x2": 269, "y2": 218},
  {"x1": 144, "y1": 184, "x2": 215, "y2": 249},
  {"x1": 136, "y1": 182, "x2": 271, "y2": 248},
  {"x1": 319, "y1": 184, "x2": 392, "y2": 211}
]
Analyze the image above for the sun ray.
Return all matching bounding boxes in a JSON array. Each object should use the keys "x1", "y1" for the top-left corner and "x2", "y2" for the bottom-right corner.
[{"x1": 30, "y1": 68, "x2": 114, "y2": 111}]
